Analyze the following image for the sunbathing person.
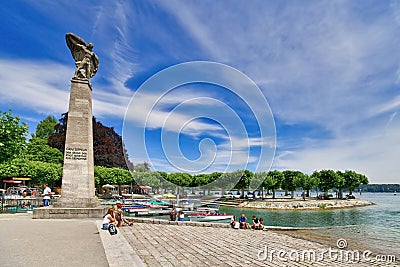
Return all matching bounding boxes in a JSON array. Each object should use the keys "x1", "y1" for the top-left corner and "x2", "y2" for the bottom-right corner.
[
  {"x1": 230, "y1": 216, "x2": 240, "y2": 229},
  {"x1": 252, "y1": 215, "x2": 260, "y2": 230},
  {"x1": 259, "y1": 217, "x2": 265, "y2": 230},
  {"x1": 239, "y1": 214, "x2": 250, "y2": 229},
  {"x1": 177, "y1": 210, "x2": 185, "y2": 221}
]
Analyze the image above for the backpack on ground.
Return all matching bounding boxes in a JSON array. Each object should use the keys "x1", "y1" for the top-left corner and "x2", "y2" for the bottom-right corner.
[{"x1": 108, "y1": 223, "x2": 118, "y2": 235}]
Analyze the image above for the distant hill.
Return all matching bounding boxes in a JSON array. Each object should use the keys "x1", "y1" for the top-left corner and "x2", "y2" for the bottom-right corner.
[{"x1": 356, "y1": 184, "x2": 400, "y2": 193}]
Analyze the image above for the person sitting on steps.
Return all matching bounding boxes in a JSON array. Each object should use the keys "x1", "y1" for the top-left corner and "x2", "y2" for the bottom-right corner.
[
  {"x1": 102, "y1": 208, "x2": 117, "y2": 230},
  {"x1": 239, "y1": 214, "x2": 250, "y2": 229},
  {"x1": 114, "y1": 202, "x2": 133, "y2": 227}
]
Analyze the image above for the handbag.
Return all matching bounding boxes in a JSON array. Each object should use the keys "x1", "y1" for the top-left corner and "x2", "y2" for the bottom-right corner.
[{"x1": 108, "y1": 223, "x2": 118, "y2": 235}]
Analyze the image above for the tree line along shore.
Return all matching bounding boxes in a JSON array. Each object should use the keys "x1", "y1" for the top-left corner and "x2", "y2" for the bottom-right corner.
[
  {"x1": 236, "y1": 197, "x2": 374, "y2": 210},
  {"x1": 0, "y1": 110, "x2": 372, "y2": 199}
]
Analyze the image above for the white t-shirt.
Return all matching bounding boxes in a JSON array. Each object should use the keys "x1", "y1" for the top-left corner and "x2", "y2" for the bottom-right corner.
[
  {"x1": 43, "y1": 187, "x2": 51, "y2": 200},
  {"x1": 102, "y1": 214, "x2": 114, "y2": 224}
]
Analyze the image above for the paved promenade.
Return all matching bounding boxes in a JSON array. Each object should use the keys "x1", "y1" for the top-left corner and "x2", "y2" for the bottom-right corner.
[
  {"x1": 116, "y1": 219, "x2": 395, "y2": 267},
  {"x1": 0, "y1": 213, "x2": 108, "y2": 267},
  {"x1": 2, "y1": 214, "x2": 397, "y2": 267}
]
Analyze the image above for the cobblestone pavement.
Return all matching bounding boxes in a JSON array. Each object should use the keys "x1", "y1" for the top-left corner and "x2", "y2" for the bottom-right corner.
[{"x1": 121, "y1": 222, "x2": 394, "y2": 267}]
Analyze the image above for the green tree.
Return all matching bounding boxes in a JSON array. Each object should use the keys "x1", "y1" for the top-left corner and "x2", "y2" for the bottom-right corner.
[
  {"x1": 192, "y1": 174, "x2": 210, "y2": 187},
  {"x1": 262, "y1": 170, "x2": 283, "y2": 199},
  {"x1": 303, "y1": 174, "x2": 318, "y2": 198},
  {"x1": 156, "y1": 171, "x2": 170, "y2": 193},
  {"x1": 282, "y1": 170, "x2": 298, "y2": 199},
  {"x1": 134, "y1": 162, "x2": 151, "y2": 172},
  {"x1": 94, "y1": 166, "x2": 134, "y2": 194},
  {"x1": 293, "y1": 173, "x2": 318, "y2": 199},
  {"x1": 343, "y1": 170, "x2": 369, "y2": 195},
  {"x1": 235, "y1": 170, "x2": 253, "y2": 198},
  {"x1": 335, "y1": 171, "x2": 346, "y2": 199},
  {"x1": 32, "y1": 116, "x2": 57, "y2": 139},
  {"x1": 315, "y1": 169, "x2": 338, "y2": 197},
  {"x1": 167, "y1": 173, "x2": 193, "y2": 187},
  {"x1": 215, "y1": 171, "x2": 242, "y2": 196},
  {"x1": 252, "y1": 172, "x2": 267, "y2": 197},
  {"x1": 23, "y1": 137, "x2": 64, "y2": 164},
  {"x1": 132, "y1": 171, "x2": 162, "y2": 192},
  {"x1": 0, "y1": 159, "x2": 62, "y2": 187},
  {"x1": 0, "y1": 110, "x2": 28, "y2": 163},
  {"x1": 22, "y1": 115, "x2": 63, "y2": 164},
  {"x1": 166, "y1": 172, "x2": 193, "y2": 196}
]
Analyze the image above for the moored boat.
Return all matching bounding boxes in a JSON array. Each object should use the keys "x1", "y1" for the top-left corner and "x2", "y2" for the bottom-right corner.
[{"x1": 187, "y1": 213, "x2": 233, "y2": 222}]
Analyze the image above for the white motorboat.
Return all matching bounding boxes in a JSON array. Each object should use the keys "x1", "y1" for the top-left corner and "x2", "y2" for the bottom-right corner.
[{"x1": 187, "y1": 213, "x2": 233, "y2": 222}]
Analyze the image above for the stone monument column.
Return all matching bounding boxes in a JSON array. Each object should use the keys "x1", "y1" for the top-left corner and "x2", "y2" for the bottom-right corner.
[
  {"x1": 54, "y1": 78, "x2": 98, "y2": 208},
  {"x1": 34, "y1": 33, "x2": 106, "y2": 218}
]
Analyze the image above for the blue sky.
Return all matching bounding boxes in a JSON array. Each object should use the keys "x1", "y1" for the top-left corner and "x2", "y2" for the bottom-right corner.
[{"x1": 1, "y1": 1, "x2": 400, "y2": 183}]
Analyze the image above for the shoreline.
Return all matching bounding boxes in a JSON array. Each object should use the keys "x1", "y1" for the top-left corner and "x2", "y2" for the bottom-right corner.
[
  {"x1": 275, "y1": 226, "x2": 396, "y2": 258},
  {"x1": 234, "y1": 197, "x2": 374, "y2": 210}
]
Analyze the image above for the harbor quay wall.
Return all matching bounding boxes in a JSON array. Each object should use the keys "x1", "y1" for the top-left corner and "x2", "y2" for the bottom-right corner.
[{"x1": 129, "y1": 217, "x2": 231, "y2": 228}]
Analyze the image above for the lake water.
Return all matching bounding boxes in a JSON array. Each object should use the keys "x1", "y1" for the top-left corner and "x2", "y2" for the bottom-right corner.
[{"x1": 220, "y1": 193, "x2": 400, "y2": 256}]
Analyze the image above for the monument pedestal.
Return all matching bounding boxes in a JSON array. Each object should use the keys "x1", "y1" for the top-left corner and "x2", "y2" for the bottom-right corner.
[
  {"x1": 33, "y1": 207, "x2": 107, "y2": 219},
  {"x1": 34, "y1": 78, "x2": 107, "y2": 219}
]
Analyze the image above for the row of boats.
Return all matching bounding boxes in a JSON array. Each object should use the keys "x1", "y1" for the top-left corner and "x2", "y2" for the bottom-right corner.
[{"x1": 104, "y1": 199, "x2": 234, "y2": 222}]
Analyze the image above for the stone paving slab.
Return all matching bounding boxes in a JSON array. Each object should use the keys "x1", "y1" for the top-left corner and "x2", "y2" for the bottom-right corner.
[
  {"x1": 0, "y1": 213, "x2": 108, "y2": 267},
  {"x1": 121, "y1": 221, "x2": 394, "y2": 267},
  {"x1": 96, "y1": 221, "x2": 145, "y2": 267}
]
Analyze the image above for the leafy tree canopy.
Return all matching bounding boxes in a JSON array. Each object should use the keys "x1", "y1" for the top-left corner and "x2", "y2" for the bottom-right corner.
[
  {"x1": 0, "y1": 110, "x2": 28, "y2": 164},
  {"x1": 23, "y1": 137, "x2": 64, "y2": 164},
  {"x1": 32, "y1": 116, "x2": 57, "y2": 140}
]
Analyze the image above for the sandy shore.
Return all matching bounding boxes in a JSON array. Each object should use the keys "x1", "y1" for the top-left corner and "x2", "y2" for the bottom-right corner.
[{"x1": 238, "y1": 197, "x2": 374, "y2": 210}]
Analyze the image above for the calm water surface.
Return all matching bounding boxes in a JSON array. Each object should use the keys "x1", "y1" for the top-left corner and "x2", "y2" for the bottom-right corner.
[{"x1": 220, "y1": 193, "x2": 400, "y2": 255}]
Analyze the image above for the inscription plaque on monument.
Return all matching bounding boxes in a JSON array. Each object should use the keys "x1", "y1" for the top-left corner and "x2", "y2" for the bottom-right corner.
[{"x1": 65, "y1": 147, "x2": 88, "y2": 160}]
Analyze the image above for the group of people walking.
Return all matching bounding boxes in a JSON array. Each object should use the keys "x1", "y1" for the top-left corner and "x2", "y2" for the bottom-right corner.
[{"x1": 231, "y1": 214, "x2": 264, "y2": 230}]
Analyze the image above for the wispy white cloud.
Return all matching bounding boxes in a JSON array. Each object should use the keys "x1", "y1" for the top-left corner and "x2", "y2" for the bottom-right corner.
[
  {"x1": 161, "y1": 1, "x2": 400, "y2": 132},
  {"x1": 0, "y1": 58, "x2": 131, "y2": 120},
  {"x1": 85, "y1": 2, "x2": 138, "y2": 97},
  {"x1": 0, "y1": 59, "x2": 71, "y2": 114},
  {"x1": 273, "y1": 119, "x2": 400, "y2": 183}
]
